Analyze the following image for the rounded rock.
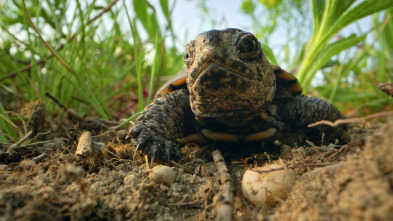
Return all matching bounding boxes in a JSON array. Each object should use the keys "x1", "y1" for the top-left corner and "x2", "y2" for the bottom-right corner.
[
  {"x1": 241, "y1": 163, "x2": 295, "y2": 207},
  {"x1": 149, "y1": 165, "x2": 176, "y2": 186}
]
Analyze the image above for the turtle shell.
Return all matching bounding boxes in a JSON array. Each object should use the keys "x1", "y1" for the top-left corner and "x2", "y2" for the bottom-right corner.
[
  {"x1": 271, "y1": 65, "x2": 302, "y2": 96},
  {"x1": 155, "y1": 69, "x2": 187, "y2": 98},
  {"x1": 157, "y1": 65, "x2": 302, "y2": 98}
]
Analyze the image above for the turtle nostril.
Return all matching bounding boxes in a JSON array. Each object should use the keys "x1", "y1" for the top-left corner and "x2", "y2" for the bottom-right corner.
[
  {"x1": 203, "y1": 38, "x2": 214, "y2": 44},
  {"x1": 201, "y1": 30, "x2": 220, "y2": 46},
  {"x1": 202, "y1": 37, "x2": 217, "y2": 46}
]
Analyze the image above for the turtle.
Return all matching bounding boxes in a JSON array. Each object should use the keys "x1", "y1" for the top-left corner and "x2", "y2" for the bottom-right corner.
[{"x1": 128, "y1": 28, "x2": 349, "y2": 162}]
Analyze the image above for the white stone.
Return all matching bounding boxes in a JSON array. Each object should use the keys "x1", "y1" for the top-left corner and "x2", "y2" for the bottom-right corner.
[
  {"x1": 149, "y1": 165, "x2": 176, "y2": 186},
  {"x1": 241, "y1": 163, "x2": 295, "y2": 207}
]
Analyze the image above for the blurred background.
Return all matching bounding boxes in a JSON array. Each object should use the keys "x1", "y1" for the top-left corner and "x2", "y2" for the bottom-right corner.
[{"x1": 0, "y1": 0, "x2": 392, "y2": 142}]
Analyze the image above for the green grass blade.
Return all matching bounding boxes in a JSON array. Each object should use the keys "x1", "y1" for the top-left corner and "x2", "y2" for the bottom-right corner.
[
  {"x1": 0, "y1": 103, "x2": 18, "y2": 142},
  {"x1": 159, "y1": 0, "x2": 170, "y2": 17},
  {"x1": 124, "y1": 1, "x2": 144, "y2": 112},
  {"x1": 330, "y1": 0, "x2": 393, "y2": 38},
  {"x1": 21, "y1": 0, "x2": 109, "y2": 118},
  {"x1": 116, "y1": 111, "x2": 141, "y2": 129},
  {"x1": 379, "y1": 9, "x2": 393, "y2": 55},
  {"x1": 147, "y1": 32, "x2": 161, "y2": 105},
  {"x1": 318, "y1": 0, "x2": 355, "y2": 33},
  {"x1": 260, "y1": 42, "x2": 278, "y2": 65},
  {"x1": 310, "y1": 0, "x2": 326, "y2": 39},
  {"x1": 298, "y1": 0, "x2": 393, "y2": 90},
  {"x1": 303, "y1": 34, "x2": 367, "y2": 87}
]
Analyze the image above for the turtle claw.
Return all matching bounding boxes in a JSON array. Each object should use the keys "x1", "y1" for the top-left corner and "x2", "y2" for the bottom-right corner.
[
  {"x1": 173, "y1": 145, "x2": 182, "y2": 160},
  {"x1": 164, "y1": 144, "x2": 181, "y2": 163},
  {"x1": 135, "y1": 143, "x2": 142, "y2": 153},
  {"x1": 133, "y1": 143, "x2": 143, "y2": 159},
  {"x1": 127, "y1": 126, "x2": 140, "y2": 139},
  {"x1": 127, "y1": 89, "x2": 190, "y2": 163},
  {"x1": 164, "y1": 147, "x2": 171, "y2": 164},
  {"x1": 150, "y1": 144, "x2": 159, "y2": 163},
  {"x1": 128, "y1": 125, "x2": 182, "y2": 163},
  {"x1": 151, "y1": 151, "x2": 157, "y2": 164}
]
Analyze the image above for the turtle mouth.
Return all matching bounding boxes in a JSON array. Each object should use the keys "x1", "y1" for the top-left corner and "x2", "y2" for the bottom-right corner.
[
  {"x1": 191, "y1": 59, "x2": 261, "y2": 87},
  {"x1": 191, "y1": 60, "x2": 256, "y2": 90}
]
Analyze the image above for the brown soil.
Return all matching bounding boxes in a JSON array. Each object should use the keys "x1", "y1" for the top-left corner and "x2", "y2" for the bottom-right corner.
[{"x1": 1, "y1": 102, "x2": 392, "y2": 220}]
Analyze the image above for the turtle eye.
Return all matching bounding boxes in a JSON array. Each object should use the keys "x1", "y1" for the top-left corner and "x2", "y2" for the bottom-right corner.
[
  {"x1": 237, "y1": 35, "x2": 261, "y2": 61},
  {"x1": 238, "y1": 37, "x2": 258, "y2": 54}
]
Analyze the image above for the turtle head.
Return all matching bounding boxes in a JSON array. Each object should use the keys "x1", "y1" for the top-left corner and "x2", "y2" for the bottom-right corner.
[{"x1": 184, "y1": 28, "x2": 276, "y2": 121}]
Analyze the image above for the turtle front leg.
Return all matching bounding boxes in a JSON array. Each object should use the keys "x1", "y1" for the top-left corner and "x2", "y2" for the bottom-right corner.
[
  {"x1": 275, "y1": 95, "x2": 349, "y2": 144},
  {"x1": 128, "y1": 89, "x2": 196, "y2": 162}
]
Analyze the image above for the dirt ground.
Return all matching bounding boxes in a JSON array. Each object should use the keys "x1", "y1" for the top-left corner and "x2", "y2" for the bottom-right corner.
[{"x1": 1, "y1": 102, "x2": 393, "y2": 221}]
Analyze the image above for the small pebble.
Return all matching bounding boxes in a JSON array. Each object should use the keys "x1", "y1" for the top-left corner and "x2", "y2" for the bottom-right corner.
[
  {"x1": 149, "y1": 165, "x2": 176, "y2": 186},
  {"x1": 241, "y1": 163, "x2": 295, "y2": 207}
]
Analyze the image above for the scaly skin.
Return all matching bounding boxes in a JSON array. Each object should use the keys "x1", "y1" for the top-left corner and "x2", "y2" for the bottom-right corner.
[
  {"x1": 128, "y1": 89, "x2": 196, "y2": 162},
  {"x1": 128, "y1": 29, "x2": 349, "y2": 162},
  {"x1": 276, "y1": 95, "x2": 343, "y2": 127},
  {"x1": 129, "y1": 92, "x2": 349, "y2": 161},
  {"x1": 274, "y1": 95, "x2": 349, "y2": 144}
]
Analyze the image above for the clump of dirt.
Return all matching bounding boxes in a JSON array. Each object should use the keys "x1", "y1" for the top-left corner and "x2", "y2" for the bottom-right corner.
[
  {"x1": 272, "y1": 119, "x2": 393, "y2": 220},
  {"x1": 0, "y1": 102, "x2": 392, "y2": 220},
  {"x1": 0, "y1": 155, "x2": 213, "y2": 220}
]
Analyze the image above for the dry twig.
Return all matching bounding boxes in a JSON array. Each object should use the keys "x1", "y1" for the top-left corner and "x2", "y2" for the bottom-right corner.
[
  {"x1": 76, "y1": 131, "x2": 93, "y2": 157},
  {"x1": 198, "y1": 177, "x2": 216, "y2": 221},
  {"x1": 327, "y1": 138, "x2": 365, "y2": 160},
  {"x1": 191, "y1": 144, "x2": 212, "y2": 158},
  {"x1": 252, "y1": 162, "x2": 339, "y2": 173},
  {"x1": 6, "y1": 130, "x2": 33, "y2": 153},
  {"x1": 145, "y1": 155, "x2": 150, "y2": 169},
  {"x1": 167, "y1": 199, "x2": 204, "y2": 207},
  {"x1": 212, "y1": 149, "x2": 233, "y2": 221},
  {"x1": 10, "y1": 140, "x2": 56, "y2": 150},
  {"x1": 308, "y1": 110, "x2": 393, "y2": 127},
  {"x1": 170, "y1": 160, "x2": 186, "y2": 169},
  {"x1": 32, "y1": 152, "x2": 48, "y2": 163},
  {"x1": 45, "y1": 92, "x2": 68, "y2": 112}
]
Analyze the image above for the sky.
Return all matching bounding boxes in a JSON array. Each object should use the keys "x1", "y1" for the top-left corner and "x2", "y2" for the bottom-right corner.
[
  {"x1": 171, "y1": 0, "x2": 253, "y2": 44},
  {"x1": 62, "y1": 0, "x2": 373, "y2": 55},
  {"x1": 1, "y1": 0, "x2": 373, "y2": 73},
  {"x1": 159, "y1": 0, "x2": 372, "y2": 59},
  {"x1": 162, "y1": 0, "x2": 374, "y2": 86},
  {"x1": 169, "y1": 0, "x2": 371, "y2": 42}
]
